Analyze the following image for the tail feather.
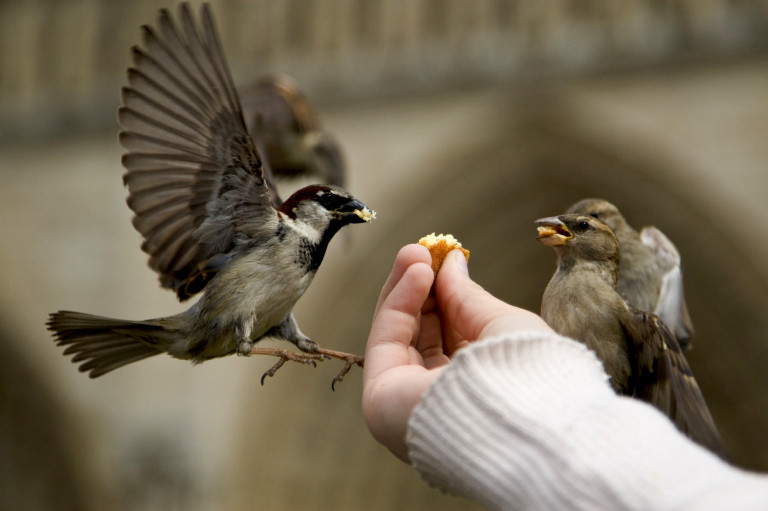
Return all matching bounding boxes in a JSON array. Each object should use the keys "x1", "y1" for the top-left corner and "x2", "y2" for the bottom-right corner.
[
  {"x1": 78, "y1": 346, "x2": 158, "y2": 378},
  {"x1": 62, "y1": 335, "x2": 133, "y2": 355},
  {"x1": 69, "y1": 341, "x2": 145, "y2": 362},
  {"x1": 47, "y1": 311, "x2": 165, "y2": 377}
]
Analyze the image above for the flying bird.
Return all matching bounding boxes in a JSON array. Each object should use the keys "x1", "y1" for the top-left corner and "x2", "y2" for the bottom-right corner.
[
  {"x1": 47, "y1": 3, "x2": 375, "y2": 388},
  {"x1": 566, "y1": 198, "x2": 694, "y2": 347},
  {"x1": 536, "y1": 214, "x2": 723, "y2": 455},
  {"x1": 240, "y1": 74, "x2": 346, "y2": 191}
]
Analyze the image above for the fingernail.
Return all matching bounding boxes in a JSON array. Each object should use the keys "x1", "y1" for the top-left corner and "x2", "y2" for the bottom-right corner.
[{"x1": 452, "y1": 249, "x2": 469, "y2": 275}]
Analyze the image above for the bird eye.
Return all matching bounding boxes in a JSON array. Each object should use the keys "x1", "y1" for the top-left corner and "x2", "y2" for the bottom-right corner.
[{"x1": 577, "y1": 220, "x2": 590, "y2": 231}]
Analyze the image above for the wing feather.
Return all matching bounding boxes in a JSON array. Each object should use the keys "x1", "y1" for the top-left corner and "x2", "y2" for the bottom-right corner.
[
  {"x1": 640, "y1": 226, "x2": 695, "y2": 344},
  {"x1": 625, "y1": 309, "x2": 724, "y2": 456},
  {"x1": 119, "y1": 3, "x2": 278, "y2": 301}
]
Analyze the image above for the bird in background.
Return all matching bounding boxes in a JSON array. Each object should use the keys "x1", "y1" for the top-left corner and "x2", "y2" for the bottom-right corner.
[
  {"x1": 536, "y1": 214, "x2": 723, "y2": 455},
  {"x1": 240, "y1": 74, "x2": 346, "y2": 193},
  {"x1": 47, "y1": 2, "x2": 375, "y2": 389},
  {"x1": 566, "y1": 198, "x2": 694, "y2": 348}
]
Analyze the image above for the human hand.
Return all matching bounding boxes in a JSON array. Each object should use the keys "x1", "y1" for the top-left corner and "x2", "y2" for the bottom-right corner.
[{"x1": 362, "y1": 243, "x2": 552, "y2": 461}]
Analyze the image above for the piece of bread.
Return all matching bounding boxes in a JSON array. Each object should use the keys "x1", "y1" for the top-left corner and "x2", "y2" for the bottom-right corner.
[{"x1": 418, "y1": 233, "x2": 470, "y2": 275}]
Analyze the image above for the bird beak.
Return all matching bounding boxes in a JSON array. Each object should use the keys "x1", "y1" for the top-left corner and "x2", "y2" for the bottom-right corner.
[
  {"x1": 338, "y1": 199, "x2": 376, "y2": 223},
  {"x1": 535, "y1": 217, "x2": 572, "y2": 246}
]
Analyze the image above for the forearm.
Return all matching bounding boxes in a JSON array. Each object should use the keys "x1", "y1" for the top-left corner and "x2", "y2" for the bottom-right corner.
[{"x1": 406, "y1": 331, "x2": 768, "y2": 510}]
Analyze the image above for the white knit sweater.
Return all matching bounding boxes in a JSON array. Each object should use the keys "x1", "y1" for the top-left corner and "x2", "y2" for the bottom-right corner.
[{"x1": 406, "y1": 331, "x2": 768, "y2": 510}]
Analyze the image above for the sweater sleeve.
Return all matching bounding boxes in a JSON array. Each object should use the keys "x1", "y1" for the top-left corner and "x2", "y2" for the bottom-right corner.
[{"x1": 406, "y1": 331, "x2": 768, "y2": 510}]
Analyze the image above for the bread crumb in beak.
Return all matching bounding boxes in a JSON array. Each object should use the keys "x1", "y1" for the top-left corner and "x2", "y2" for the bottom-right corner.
[
  {"x1": 537, "y1": 226, "x2": 557, "y2": 237},
  {"x1": 354, "y1": 208, "x2": 376, "y2": 222},
  {"x1": 536, "y1": 223, "x2": 571, "y2": 246}
]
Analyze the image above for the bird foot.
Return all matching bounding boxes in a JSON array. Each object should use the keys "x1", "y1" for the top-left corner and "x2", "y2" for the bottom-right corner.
[
  {"x1": 250, "y1": 347, "x2": 330, "y2": 385},
  {"x1": 313, "y1": 348, "x2": 364, "y2": 391}
]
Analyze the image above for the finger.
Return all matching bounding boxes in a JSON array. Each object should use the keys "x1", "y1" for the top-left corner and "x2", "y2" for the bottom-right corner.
[
  {"x1": 436, "y1": 250, "x2": 551, "y2": 347},
  {"x1": 435, "y1": 249, "x2": 489, "y2": 345},
  {"x1": 364, "y1": 260, "x2": 435, "y2": 384},
  {"x1": 436, "y1": 250, "x2": 515, "y2": 347},
  {"x1": 375, "y1": 244, "x2": 432, "y2": 315},
  {"x1": 415, "y1": 310, "x2": 451, "y2": 369}
]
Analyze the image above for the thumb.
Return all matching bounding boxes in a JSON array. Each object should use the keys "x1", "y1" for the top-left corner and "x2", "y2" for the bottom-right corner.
[
  {"x1": 436, "y1": 250, "x2": 550, "y2": 342},
  {"x1": 435, "y1": 250, "x2": 503, "y2": 341}
]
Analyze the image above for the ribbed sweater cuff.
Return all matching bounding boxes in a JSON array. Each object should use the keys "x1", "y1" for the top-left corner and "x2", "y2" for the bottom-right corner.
[{"x1": 406, "y1": 331, "x2": 766, "y2": 510}]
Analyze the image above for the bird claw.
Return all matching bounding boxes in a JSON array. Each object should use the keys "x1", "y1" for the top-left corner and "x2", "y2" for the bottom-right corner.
[
  {"x1": 313, "y1": 348, "x2": 364, "y2": 391},
  {"x1": 330, "y1": 356, "x2": 362, "y2": 391},
  {"x1": 250, "y1": 347, "x2": 329, "y2": 385},
  {"x1": 249, "y1": 346, "x2": 364, "y2": 389}
]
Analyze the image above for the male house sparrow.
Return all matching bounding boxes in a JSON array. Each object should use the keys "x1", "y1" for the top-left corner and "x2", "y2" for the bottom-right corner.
[
  {"x1": 566, "y1": 198, "x2": 694, "y2": 347},
  {"x1": 536, "y1": 214, "x2": 723, "y2": 454},
  {"x1": 240, "y1": 74, "x2": 346, "y2": 191},
  {"x1": 47, "y1": 3, "x2": 375, "y2": 388}
]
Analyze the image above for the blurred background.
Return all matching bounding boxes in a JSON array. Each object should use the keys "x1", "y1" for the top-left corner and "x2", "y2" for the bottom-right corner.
[{"x1": 2, "y1": 1, "x2": 768, "y2": 509}]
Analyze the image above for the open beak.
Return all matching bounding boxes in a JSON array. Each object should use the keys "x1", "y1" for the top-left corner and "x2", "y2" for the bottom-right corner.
[
  {"x1": 338, "y1": 198, "x2": 376, "y2": 224},
  {"x1": 535, "y1": 217, "x2": 572, "y2": 246}
]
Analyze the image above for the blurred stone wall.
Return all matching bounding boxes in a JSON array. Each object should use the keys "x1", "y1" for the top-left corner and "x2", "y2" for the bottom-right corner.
[
  {"x1": 2, "y1": 1, "x2": 768, "y2": 510},
  {"x1": 2, "y1": 0, "x2": 767, "y2": 140}
]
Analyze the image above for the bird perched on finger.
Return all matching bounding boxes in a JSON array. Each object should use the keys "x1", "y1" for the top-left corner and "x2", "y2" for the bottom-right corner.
[
  {"x1": 46, "y1": 2, "x2": 375, "y2": 388},
  {"x1": 240, "y1": 74, "x2": 345, "y2": 194},
  {"x1": 566, "y1": 198, "x2": 694, "y2": 348},
  {"x1": 536, "y1": 214, "x2": 724, "y2": 455}
]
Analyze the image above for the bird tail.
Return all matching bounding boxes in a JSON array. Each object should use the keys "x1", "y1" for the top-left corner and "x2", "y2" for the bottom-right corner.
[{"x1": 47, "y1": 311, "x2": 170, "y2": 378}]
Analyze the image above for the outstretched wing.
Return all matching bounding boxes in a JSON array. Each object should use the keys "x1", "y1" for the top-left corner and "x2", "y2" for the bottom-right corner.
[
  {"x1": 640, "y1": 226, "x2": 695, "y2": 345},
  {"x1": 118, "y1": 3, "x2": 278, "y2": 300},
  {"x1": 624, "y1": 308, "x2": 724, "y2": 456}
]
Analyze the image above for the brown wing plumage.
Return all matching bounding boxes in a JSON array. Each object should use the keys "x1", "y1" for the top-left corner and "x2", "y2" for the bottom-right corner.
[
  {"x1": 239, "y1": 74, "x2": 322, "y2": 203},
  {"x1": 118, "y1": 3, "x2": 278, "y2": 301},
  {"x1": 566, "y1": 198, "x2": 695, "y2": 347},
  {"x1": 241, "y1": 74, "x2": 320, "y2": 135},
  {"x1": 239, "y1": 74, "x2": 346, "y2": 189},
  {"x1": 624, "y1": 308, "x2": 724, "y2": 455}
]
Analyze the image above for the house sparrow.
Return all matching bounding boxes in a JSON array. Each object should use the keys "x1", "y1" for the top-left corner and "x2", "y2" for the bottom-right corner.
[
  {"x1": 46, "y1": 3, "x2": 375, "y2": 389},
  {"x1": 240, "y1": 74, "x2": 345, "y2": 191},
  {"x1": 536, "y1": 214, "x2": 723, "y2": 455},
  {"x1": 566, "y1": 198, "x2": 694, "y2": 347}
]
